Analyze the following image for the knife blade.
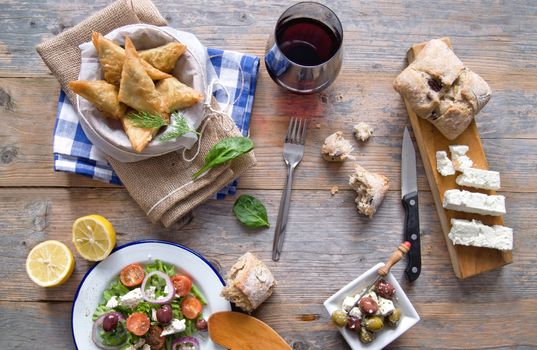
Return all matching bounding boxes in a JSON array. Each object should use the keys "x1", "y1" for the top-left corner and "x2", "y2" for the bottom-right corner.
[{"x1": 401, "y1": 127, "x2": 421, "y2": 282}]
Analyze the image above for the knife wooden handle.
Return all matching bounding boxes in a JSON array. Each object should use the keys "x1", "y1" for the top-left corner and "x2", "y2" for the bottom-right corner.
[{"x1": 378, "y1": 241, "x2": 411, "y2": 276}]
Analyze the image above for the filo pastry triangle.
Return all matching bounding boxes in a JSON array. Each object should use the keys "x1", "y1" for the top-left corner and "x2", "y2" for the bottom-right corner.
[
  {"x1": 92, "y1": 32, "x2": 171, "y2": 85},
  {"x1": 68, "y1": 80, "x2": 126, "y2": 119},
  {"x1": 156, "y1": 77, "x2": 204, "y2": 113},
  {"x1": 139, "y1": 42, "x2": 187, "y2": 73},
  {"x1": 119, "y1": 37, "x2": 168, "y2": 153}
]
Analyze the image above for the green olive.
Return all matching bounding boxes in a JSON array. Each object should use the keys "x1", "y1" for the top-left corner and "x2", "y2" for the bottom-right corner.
[
  {"x1": 358, "y1": 327, "x2": 374, "y2": 343},
  {"x1": 331, "y1": 309, "x2": 348, "y2": 327},
  {"x1": 387, "y1": 308, "x2": 401, "y2": 326},
  {"x1": 364, "y1": 316, "x2": 384, "y2": 332}
]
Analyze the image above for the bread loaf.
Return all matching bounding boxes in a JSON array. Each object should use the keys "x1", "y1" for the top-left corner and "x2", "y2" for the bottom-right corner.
[
  {"x1": 393, "y1": 39, "x2": 491, "y2": 140},
  {"x1": 220, "y1": 252, "x2": 276, "y2": 313}
]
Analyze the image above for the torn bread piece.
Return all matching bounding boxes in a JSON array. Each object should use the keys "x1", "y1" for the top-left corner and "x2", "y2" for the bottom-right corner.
[
  {"x1": 436, "y1": 150, "x2": 455, "y2": 176},
  {"x1": 456, "y1": 167, "x2": 501, "y2": 190},
  {"x1": 322, "y1": 131, "x2": 354, "y2": 161},
  {"x1": 449, "y1": 145, "x2": 473, "y2": 171},
  {"x1": 449, "y1": 218, "x2": 512, "y2": 251},
  {"x1": 220, "y1": 252, "x2": 276, "y2": 313},
  {"x1": 353, "y1": 122, "x2": 373, "y2": 142},
  {"x1": 349, "y1": 164, "x2": 389, "y2": 218}
]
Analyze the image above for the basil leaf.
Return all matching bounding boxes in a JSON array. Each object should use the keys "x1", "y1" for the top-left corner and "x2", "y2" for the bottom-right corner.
[
  {"x1": 193, "y1": 136, "x2": 254, "y2": 179},
  {"x1": 233, "y1": 195, "x2": 270, "y2": 228}
]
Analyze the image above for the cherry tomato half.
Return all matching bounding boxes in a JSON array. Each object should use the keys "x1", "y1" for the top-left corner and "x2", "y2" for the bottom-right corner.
[
  {"x1": 181, "y1": 295, "x2": 202, "y2": 320},
  {"x1": 126, "y1": 312, "x2": 150, "y2": 336},
  {"x1": 171, "y1": 274, "x2": 192, "y2": 297},
  {"x1": 119, "y1": 263, "x2": 145, "y2": 287}
]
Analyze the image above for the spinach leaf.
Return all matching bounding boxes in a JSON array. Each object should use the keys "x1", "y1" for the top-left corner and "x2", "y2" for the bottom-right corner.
[
  {"x1": 233, "y1": 195, "x2": 270, "y2": 228},
  {"x1": 192, "y1": 136, "x2": 254, "y2": 179}
]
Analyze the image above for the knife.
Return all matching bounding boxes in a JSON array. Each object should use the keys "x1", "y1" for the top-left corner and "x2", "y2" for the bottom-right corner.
[{"x1": 401, "y1": 127, "x2": 421, "y2": 282}]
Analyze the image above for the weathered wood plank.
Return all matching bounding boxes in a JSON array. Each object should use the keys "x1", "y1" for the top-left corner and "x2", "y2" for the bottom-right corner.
[
  {"x1": 1, "y1": 188, "x2": 534, "y2": 303},
  {"x1": 1, "y1": 76, "x2": 536, "y2": 189},
  {"x1": 0, "y1": 1, "x2": 536, "y2": 76},
  {"x1": 1, "y1": 300, "x2": 536, "y2": 350}
]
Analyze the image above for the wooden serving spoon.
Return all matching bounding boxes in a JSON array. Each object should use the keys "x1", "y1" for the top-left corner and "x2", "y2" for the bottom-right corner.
[{"x1": 208, "y1": 311, "x2": 291, "y2": 350}]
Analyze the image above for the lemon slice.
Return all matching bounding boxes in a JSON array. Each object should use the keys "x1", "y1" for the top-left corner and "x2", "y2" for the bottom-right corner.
[
  {"x1": 72, "y1": 215, "x2": 116, "y2": 261},
  {"x1": 26, "y1": 240, "x2": 75, "y2": 287}
]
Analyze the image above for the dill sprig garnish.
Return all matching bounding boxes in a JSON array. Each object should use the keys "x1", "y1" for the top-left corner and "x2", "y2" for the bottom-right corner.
[
  {"x1": 160, "y1": 112, "x2": 200, "y2": 141},
  {"x1": 127, "y1": 111, "x2": 168, "y2": 129}
]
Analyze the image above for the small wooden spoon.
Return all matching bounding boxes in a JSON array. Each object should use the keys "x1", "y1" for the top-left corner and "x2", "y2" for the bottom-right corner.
[{"x1": 208, "y1": 311, "x2": 291, "y2": 350}]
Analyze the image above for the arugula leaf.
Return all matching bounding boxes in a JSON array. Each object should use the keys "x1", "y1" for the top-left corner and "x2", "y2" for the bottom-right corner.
[
  {"x1": 160, "y1": 112, "x2": 199, "y2": 141},
  {"x1": 127, "y1": 111, "x2": 168, "y2": 129},
  {"x1": 99, "y1": 321, "x2": 128, "y2": 346},
  {"x1": 233, "y1": 194, "x2": 270, "y2": 228},
  {"x1": 145, "y1": 259, "x2": 176, "y2": 276},
  {"x1": 93, "y1": 305, "x2": 112, "y2": 321},
  {"x1": 193, "y1": 136, "x2": 254, "y2": 179},
  {"x1": 190, "y1": 284, "x2": 208, "y2": 305},
  {"x1": 102, "y1": 278, "x2": 129, "y2": 303}
]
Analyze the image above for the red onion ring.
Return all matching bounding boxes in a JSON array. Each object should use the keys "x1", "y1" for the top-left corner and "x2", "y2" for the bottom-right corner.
[
  {"x1": 172, "y1": 336, "x2": 200, "y2": 350},
  {"x1": 141, "y1": 270, "x2": 175, "y2": 304},
  {"x1": 91, "y1": 312, "x2": 126, "y2": 350}
]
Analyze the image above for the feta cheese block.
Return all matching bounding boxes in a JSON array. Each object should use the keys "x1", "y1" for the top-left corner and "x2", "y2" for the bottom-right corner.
[
  {"x1": 342, "y1": 295, "x2": 360, "y2": 312},
  {"x1": 106, "y1": 296, "x2": 119, "y2": 308},
  {"x1": 456, "y1": 167, "x2": 501, "y2": 190},
  {"x1": 436, "y1": 151, "x2": 455, "y2": 176},
  {"x1": 443, "y1": 189, "x2": 506, "y2": 216},
  {"x1": 449, "y1": 145, "x2": 473, "y2": 171},
  {"x1": 348, "y1": 307, "x2": 362, "y2": 318},
  {"x1": 449, "y1": 219, "x2": 513, "y2": 251},
  {"x1": 160, "y1": 318, "x2": 186, "y2": 336},
  {"x1": 377, "y1": 297, "x2": 396, "y2": 316},
  {"x1": 119, "y1": 287, "x2": 144, "y2": 308}
]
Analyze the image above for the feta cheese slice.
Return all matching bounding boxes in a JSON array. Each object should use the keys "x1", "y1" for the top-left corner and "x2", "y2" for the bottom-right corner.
[
  {"x1": 106, "y1": 295, "x2": 119, "y2": 308},
  {"x1": 443, "y1": 189, "x2": 506, "y2": 216},
  {"x1": 436, "y1": 151, "x2": 455, "y2": 176},
  {"x1": 456, "y1": 167, "x2": 501, "y2": 190},
  {"x1": 342, "y1": 295, "x2": 359, "y2": 312},
  {"x1": 144, "y1": 286, "x2": 157, "y2": 300},
  {"x1": 377, "y1": 297, "x2": 395, "y2": 316},
  {"x1": 119, "y1": 288, "x2": 144, "y2": 308},
  {"x1": 160, "y1": 318, "x2": 186, "y2": 336},
  {"x1": 449, "y1": 218, "x2": 513, "y2": 251},
  {"x1": 449, "y1": 145, "x2": 473, "y2": 171}
]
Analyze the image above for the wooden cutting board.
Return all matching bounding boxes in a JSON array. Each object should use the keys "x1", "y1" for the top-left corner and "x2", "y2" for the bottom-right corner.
[{"x1": 402, "y1": 38, "x2": 512, "y2": 279}]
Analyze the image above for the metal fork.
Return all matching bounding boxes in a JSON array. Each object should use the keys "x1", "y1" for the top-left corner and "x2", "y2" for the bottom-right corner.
[{"x1": 272, "y1": 117, "x2": 307, "y2": 261}]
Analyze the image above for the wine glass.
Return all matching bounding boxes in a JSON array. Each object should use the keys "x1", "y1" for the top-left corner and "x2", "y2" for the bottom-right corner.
[{"x1": 264, "y1": 1, "x2": 343, "y2": 94}]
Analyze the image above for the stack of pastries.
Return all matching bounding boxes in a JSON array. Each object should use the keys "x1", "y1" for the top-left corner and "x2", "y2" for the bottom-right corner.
[{"x1": 69, "y1": 32, "x2": 204, "y2": 153}]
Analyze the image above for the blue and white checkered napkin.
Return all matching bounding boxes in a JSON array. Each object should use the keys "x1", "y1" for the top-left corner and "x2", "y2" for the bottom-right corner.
[{"x1": 53, "y1": 48, "x2": 259, "y2": 198}]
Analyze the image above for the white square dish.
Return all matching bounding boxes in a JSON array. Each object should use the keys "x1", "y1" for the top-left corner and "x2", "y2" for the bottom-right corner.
[{"x1": 323, "y1": 262, "x2": 420, "y2": 350}]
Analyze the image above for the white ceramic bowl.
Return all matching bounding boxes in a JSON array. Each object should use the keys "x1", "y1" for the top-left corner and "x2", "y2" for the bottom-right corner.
[
  {"x1": 72, "y1": 240, "x2": 231, "y2": 349},
  {"x1": 323, "y1": 262, "x2": 420, "y2": 350}
]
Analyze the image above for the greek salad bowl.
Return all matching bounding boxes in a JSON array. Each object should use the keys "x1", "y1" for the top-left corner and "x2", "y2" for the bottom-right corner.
[
  {"x1": 323, "y1": 262, "x2": 420, "y2": 350},
  {"x1": 72, "y1": 240, "x2": 231, "y2": 350}
]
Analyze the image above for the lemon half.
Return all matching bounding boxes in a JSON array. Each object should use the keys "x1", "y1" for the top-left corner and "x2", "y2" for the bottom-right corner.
[
  {"x1": 26, "y1": 240, "x2": 75, "y2": 287},
  {"x1": 72, "y1": 215, "x2": 116, "y2": 261}
]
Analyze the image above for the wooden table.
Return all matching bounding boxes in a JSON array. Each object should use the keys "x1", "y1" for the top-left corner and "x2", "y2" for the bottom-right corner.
[{"x1": 1, "y1": 1, "x2": 536, "y2": 348}]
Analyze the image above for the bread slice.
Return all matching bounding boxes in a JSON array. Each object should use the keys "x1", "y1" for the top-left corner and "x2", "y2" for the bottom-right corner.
[
  {"x1": 220, "y1": 252, "x2": 276, "y2": 313},
  {"x1": 349, "y1": 164, "x2": 389, "y2": 218}
]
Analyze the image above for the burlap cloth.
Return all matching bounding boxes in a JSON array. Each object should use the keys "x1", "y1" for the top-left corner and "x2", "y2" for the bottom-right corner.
[{"x1": 36, "y1": 0, "x2": 257, "y2": 227}]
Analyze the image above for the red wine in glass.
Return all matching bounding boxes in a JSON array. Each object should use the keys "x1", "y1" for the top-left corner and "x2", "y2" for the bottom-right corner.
[
  {"x1": 277, "y1": 18, "x2": 340, "y2": 67},
  {"x1": 265, "y1": 2, "x2": 343, "y2": 94}
]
